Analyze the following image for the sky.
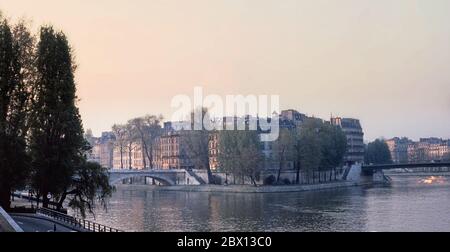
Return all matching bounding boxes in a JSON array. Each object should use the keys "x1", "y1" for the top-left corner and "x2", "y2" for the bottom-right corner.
[{"x1": 1, "y1": 0, "x2": 450, "y2": 141}]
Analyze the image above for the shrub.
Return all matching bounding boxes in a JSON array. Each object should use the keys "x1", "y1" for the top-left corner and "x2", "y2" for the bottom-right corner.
[
  {"x1": 264, "y1": 175, "x2": 276, "y2": 185},
  {"x1": 283, "y1": 178, "x2": 292, "y2": 185},
  {"x1": 212, "y1": 175, "x2": 222, "y2": 185}
]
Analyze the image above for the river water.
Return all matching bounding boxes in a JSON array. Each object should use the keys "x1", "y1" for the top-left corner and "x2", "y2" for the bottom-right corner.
[{"x1": 84, "y1": 175, "x2": 450, "y2": 232}]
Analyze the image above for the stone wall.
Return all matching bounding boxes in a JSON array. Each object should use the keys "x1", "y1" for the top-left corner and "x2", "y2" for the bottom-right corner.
[{"x1": 193, "y1": 169, "x2": 344, "y2": 185}]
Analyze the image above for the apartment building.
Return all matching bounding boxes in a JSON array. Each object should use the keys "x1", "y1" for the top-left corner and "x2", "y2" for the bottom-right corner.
[{"x1": 331, "y1": 117, "x2": 365, "y2": 164}]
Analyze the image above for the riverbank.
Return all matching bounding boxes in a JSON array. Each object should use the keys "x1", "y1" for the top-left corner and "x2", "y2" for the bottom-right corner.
[
  {"x1": 385, "y1": 172, "x2": 450, "y2": 177},
  {"x1": 153, "y1": 180, "x2": 375, "y2": 193}
]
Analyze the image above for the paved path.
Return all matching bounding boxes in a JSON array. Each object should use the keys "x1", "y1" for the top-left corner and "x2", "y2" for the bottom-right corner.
[{"x1": 11, "y1": 215, "x2": 77, "y2": 232}]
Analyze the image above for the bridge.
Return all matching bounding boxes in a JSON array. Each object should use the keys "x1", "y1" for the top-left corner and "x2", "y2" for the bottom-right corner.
[
  {"x1": 108, "y1": 169, "x2": 202, "y2": 186},
  {"x1": 362, "y1": 162, "x2": 450, "y2": 171},
  {"x1": 345, "y1": 162, "x2": 450, "y2": 183}
]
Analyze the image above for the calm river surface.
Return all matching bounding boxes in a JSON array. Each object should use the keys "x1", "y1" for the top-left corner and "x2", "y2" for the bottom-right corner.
[{"x1": 83, "y1": 176, "x2": 450, "y2": 232}]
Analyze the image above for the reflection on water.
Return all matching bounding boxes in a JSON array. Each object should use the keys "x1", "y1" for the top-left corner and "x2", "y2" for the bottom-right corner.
[
  {"x1": 80, "y1": 176, "x2": 450, "y2": 232},
  {"x1": 419, "y1": 176, "x2": 446, "y2": 185}
]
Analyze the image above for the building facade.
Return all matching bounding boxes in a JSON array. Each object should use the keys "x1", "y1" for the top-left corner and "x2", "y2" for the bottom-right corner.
[
  {"x1": 385, "y1": 137, "x2": 412, "y2": 164},
  {"x1": 113, "y1": 142, "x2": 150, "y2": 170},
  {"x1": 152, "y1": 122, "x2": 193, "y2": 170},
  {"x1": 98, "y1": 109, "x2": 366, "y2": 171},
  {"x1": 401, "y1": 138, "x2": 450, "y2": 163},
  {"x1": 88, "y1": 132, "x2": 115, "y2": 169},
  {"x1": 331, "y1": 117, "x2": 365, "y2": 164}
]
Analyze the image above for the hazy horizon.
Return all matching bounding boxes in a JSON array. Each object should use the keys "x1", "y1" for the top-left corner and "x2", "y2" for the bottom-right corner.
[{"x1": 2, "y1": 0, "x2": 449, "y2": 141}]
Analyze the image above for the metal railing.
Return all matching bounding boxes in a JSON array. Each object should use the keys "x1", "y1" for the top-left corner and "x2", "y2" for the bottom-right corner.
[{"x1": 36, "y1": 207, "x2": 122, "y2": 232}]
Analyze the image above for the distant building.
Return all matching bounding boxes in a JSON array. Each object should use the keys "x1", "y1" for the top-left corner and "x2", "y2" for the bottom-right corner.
[
  {"x1": 113, "y1": 142, "x2": 150, "y2": 170},
  {"x1": 387, "y1": 137, "x2": 450, "y2": 163},
  {"x1": 331, "y1": 117, "x2": 365, "y2": 164},
  {"x1": 385, "y1": 137, "x2": 412, "y2": 164},
  {"x1": 152, "y1": 122, "x2": 193, "y2": 170},
  {"x1": 88, "y1": 132, "x2": 115, "y2": 169},
  {"x1": 280, "y1": 109, "x2": 307, "y2": 129}
]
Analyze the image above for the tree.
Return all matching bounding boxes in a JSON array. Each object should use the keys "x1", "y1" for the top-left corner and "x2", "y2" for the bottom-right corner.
[
  {"x1": 237, "y1": 130, "x2": 264, "y2": 186},
  {"x1": 295, "y1": 123, "x2": 322, "y2": 184},
  {"x1": 217, "y1": 130, "x2": 240, "y2": 178},
  {"x1": 218, "y1": 130, "x2": 263, "y2": 186},
  {"x1": 317, "y1": 122, "x2": 347, "y2": 171},
  {"x1": 182, "y1": 107, "x2": 214, "y2": 183},
  {"x1": 293, "y1": 118, "x2": 347, "y2": 184},
  {"x1": 271, "y1": 128, "x2": 296, "y2": 183},
  {"x1": 128, "y1": 115, "x2": 163, "y2": 169},
  {"x1": 56, "y1": 162, "x2": 113, "y2": 218},
  {"x1": 364, "y1": 139, "x2": 393, "y2": 165},
  {"x1": 0, "y1": 18, "x2": 34, "y2": 209},
  {"x1": 29, "y1": 26, "x2": 112, "y2": 214},
  {"x1": 112, "y1": 124, "x2": 127, "y2": 169},
  {"x1": 124, "y1": 123, "x2": 137, "y2": 169}
]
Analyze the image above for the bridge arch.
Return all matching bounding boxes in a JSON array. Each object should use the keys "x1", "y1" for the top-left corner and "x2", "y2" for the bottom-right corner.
[{"x1": 109, "y1": 173, "x2": 176, "y2": 186}]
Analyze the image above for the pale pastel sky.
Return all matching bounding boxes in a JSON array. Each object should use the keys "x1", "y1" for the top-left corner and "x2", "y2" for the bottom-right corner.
[{"x1": 1, "y1": 0, "x2": 450, "y2": 141}]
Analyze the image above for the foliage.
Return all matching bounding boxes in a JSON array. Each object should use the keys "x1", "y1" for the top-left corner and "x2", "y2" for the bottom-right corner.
[
  {"x1": 218, "y1": 129, "x2": 263, "y2": 186},
  {"x1": 270, "y1": 118, "x2": 348, "y2": 184},
  {"x1": 182, "y1": 107, "x2": 214, "y2": 183},
  {"x1": 128, "y1": 115, "x2": 163, "y2": 169},
  {"x1": 271, "y1": 128, "x2": 296, "y2": 182},
  {"x1": 63, "y1": 162, "x2": 114, "y2": 218},
  {"x1": 364, "y1": 139, "x2": 393, "y2": 165},
  {"x1": 0, "y1": 18, "x2": 34, "y2": 209},
  {"x1": 28, "y1": 26, "x2": 112, "y2": 215},
  {"x1": 264, "y1": 175, "x2": 276, "y2": 185}
]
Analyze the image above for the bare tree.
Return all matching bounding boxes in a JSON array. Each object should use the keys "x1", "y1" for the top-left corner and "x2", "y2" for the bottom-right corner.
[
  {"x1": 182, "y1": 107, "x2": 214, "y2": 183},
  {"x1": 129, "y1": 115, "x2": 163, "y2": 169},
  {"x1": 112, "y1": 124, "x2": 127, "y2": 169},
  {"x1": 272, "y1": 128, "x2": 296, "y2": 183}
]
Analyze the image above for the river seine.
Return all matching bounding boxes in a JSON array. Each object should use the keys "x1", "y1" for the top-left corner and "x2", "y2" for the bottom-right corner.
[{"x1": 83, "y1": 175, "x2": 450, "y2": 232}]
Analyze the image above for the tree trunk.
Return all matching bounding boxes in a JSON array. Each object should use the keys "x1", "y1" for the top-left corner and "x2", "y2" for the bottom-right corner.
[
  {"x1": 57, "y1": 192, "x2": 67, "y2": 211},
  {"x1": 147, "y1": 144, "x2": 153, "y2": 169},
  {"x1": 205, "y1": 158, "x2": 213, "y2": 184},
  {"x1": 277, "y1": 149, "x2": 285, "y2": 183},
  {"x1": 120, "y1": 146, "x2": 124, "y2": 169},
  {"x1": 206, "y1": 167, "x2": 214, "y2": 184},
  {"x1": 250, "y1": 176, "x2": 257, "y2": 187},
  {"x1": 42, "y1": 191, "x2": 49, "y2": 209},
  {"x1": 142, "y1": 141, "x2": 147, "y2": 169},
  {"x1": 128, "y1": 143, "x2": 133, "y2": 170},
  {"x1": 0, "y1": 185, "x2": 11, "y2": 211}
]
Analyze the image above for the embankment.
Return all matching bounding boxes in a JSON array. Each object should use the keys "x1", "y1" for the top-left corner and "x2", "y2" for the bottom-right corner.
[{"x1": 154, "y1": 180, "x2": 374, "y2": 193}]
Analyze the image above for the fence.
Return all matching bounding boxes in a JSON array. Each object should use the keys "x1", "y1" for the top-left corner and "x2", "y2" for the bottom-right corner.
[{"x1": 36, "y1": 207, "x2": 122, "y2": 232}]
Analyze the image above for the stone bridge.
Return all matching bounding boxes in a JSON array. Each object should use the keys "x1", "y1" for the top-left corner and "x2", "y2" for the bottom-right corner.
[
  {"x1": 345, "y1": 162, "x2": 450, "y2": 183},
  {"x1": 108, "y1": 169, "x2": 202, "y2": 186}
]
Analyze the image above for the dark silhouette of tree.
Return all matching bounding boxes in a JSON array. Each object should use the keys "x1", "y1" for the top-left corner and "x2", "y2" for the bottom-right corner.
[
  {"x1": 364, "y1": 139, "x2": 393, "y2": 165},
  {"x1": 29, "y1": 26, "x2": 112, "y2": 214},
  {"x1": 0, "y1": 18, "x2": 34, "y2": 210}
]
